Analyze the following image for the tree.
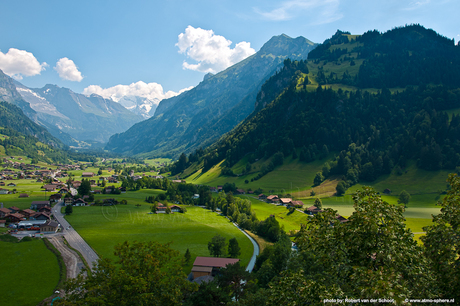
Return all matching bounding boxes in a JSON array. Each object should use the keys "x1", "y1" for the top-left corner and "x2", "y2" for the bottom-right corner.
[
  {"x1": 314, "y1": 197, "x2": 322, "y2": 210},
  {"x1": 422, "y1": 174, "x2": 460, "y2": 300},
  {"x1": 216, "y1": 262, "x2": 254, "y2": 302},
  {"x1": 184, "y1": 248, "x2": 191, "y2": 264},
  {"x1": 77, "y1": 178, "x2": 91, "y2": 196},
  {"x1": 65, "y1": 205, "x2": 73, "y2": 215},
  {"x1": 208, "y1": 234, "x2": 226, "y2": 257},
  {"x1": 313, "y1": 172, "x2": 324, "y2": 186},
  {"x1": 55, "y1": 241, "x2": 197, "y2": 306},
  {"x1": 336, "y1": 180, "x2": 348, "y2": 196},
  {"x1": 398, "y1": 190, "x2": 411, "y2": 207},
  {"x1": 227, "y1": 237, "x2": 241, "y2": 258}
]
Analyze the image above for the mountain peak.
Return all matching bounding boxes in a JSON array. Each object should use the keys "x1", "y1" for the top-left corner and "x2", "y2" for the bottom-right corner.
[{"x1": 259, "y1": 34, "x2": 316, "y2": 57}]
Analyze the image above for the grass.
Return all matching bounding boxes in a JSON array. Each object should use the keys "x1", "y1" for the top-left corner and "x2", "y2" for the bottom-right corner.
[
  {"x1": 0, "y1": 238, "x2": 60, "y2": 306},
  {"x1": 65, "y1": 204, "x2": 254, "y2": 273}
]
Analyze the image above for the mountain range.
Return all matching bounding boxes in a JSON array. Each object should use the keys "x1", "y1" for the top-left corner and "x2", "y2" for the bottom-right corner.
[{"x1": 104, "y1": 34, "x2": 317, "y2": 158}]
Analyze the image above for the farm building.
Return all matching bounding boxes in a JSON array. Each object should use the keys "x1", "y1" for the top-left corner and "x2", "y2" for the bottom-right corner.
[
  {"x1": 30, "y1": 201, "x2": 50, "y2": 210},
  {"x1": 17, "y1": 220, "x2": 48, "y2": 229},
  {"x1": 191, "y1": 257, "x2": 240, "y2": 280},
  {"x1": 40, "y1": 220, "x2": 60, "y2": 233}
]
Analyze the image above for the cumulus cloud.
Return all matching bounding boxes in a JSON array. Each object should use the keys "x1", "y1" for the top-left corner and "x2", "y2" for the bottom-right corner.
[
  {"x1": 254, "y1": 0, "x2": 342, "y2": 24},
  {"x1": 0, "y1": 48, "x2": 48, "y2": 80},
  {"x1": 176, "y1": 26, "x2": 256, "y2": 74},
  {"x1": 83, "y1": 81, "x2": 193, "y2": 102},
  {"x1": 54, "y1": 57, "x2": 83, "y2": 82}
]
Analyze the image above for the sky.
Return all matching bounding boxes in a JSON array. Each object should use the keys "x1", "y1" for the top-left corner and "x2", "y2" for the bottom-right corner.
[{"x1": 1, "y1": 0, "x2": 458, "y2": 103}]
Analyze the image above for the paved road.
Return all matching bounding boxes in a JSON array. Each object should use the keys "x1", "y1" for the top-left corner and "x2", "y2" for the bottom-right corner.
[
  {"x1": 53, "y1": 202, "x2": 99, "y2": 270},
  {"x1": 232, "y1": 222, "x2": 260, "y2": 272}
]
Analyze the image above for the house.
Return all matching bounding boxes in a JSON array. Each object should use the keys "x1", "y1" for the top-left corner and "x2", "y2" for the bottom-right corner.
[
  {"x1": 156, "y1": 203, "x2": 167, "y2": 213},
  {"x1": 32, "y1": 212, "x2": 50, "y2": 221},
  {"x1": 0, "y1": 188, "x2": 9, "y2": 194},
  {"x1": 59, "y1": 187, "x2": 69, "y2": 194},
  {"x1": 9, "y1": 206, "x2": 20, "y2": 213},
  {"x1": 169, "y1": 205, "x2": 181, "y2": 213},
  {"x1": 217, "y1": 186, "x2": 223, "y2": 192},
  {"x1": 6, "y1": 213, "x2": 25, "y2": 222},
  {"x1": 43, "y1": 184, "x2": 57, "y2": 192},
  {"x1": 279, "y1": 198, "x2": 292, "y2": 205},
  {"x1": 40, "y1": 220, "x2": 59, "y2": 233},
  {"x1": 336, "y1": 215, "x2": 348, "y2": 223},
  {"x1": 119, "y1": 187, "x2": 126, "y2": 193},
  {"x1": 210, "y1": 187, "x2": 217, "y2": 193},
  {"x1": 82, "y1": 172, "x2": 94, "y2": 177},
  {"x1": 64, "y1": 197, "x2": 73, "y2": 206},
  {"x1": 73, "y1": 198, "x2": 87, "y2": 206},
  {"x1": 305, "y1": 206, "x2": 323, "y2": 215},
  {"x1": 30, "y1": 201, "x2": 50, "y2": 210},
  {"x1": 266, "y1": 195, "x2": 280, "y2": 204},
  {"x1": 289, "y1": 200, "x2": 304, "y2": 208},
  {"x1": 191, "y1": 257, "x2": 240, "y2": 280},
  {"x1": 7, "y1": 182, "x2": 16, "y2": 187},
  {"x1": 235, "y1": 189, "x2": 245, "y2": 195},
  {"x1": 20, "y1": 209, "x2": 36, "y2": 218},
  {"x1": 49, "y1": 193, "x2": 62, "y2": 202},
  {"x1": 0, "y1": 220, "x2": 5, "y2": 227},
  {"x1": 0, "y1": 181, "x2": 4, "y2": 186},
  {"x1": 19, "y1": 193, "x2": 29, "y2": 198},
  {"x1": 39, "y1": 206, "x2": 51, "y2": 214},
  {"x1": 0, "y1": 207, "x2": 12, "y2": 218}
]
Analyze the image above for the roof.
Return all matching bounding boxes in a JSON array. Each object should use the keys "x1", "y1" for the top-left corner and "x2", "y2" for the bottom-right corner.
[
  {"x1": 41, "y1": 220, "x2": 59, "y2": 228},
  {"x1": 280, "y1": 198, "x2": 292, "y2": 203},
  {"x1": 31, "y1": 201, "x2": 50, "y2": 205},
  {"x1": 191, "y1": 266, "x2": 213, "y2": 273},
  {"x1": 0, "y1": 207, "x2": 11, "y2": 214},
  {"x1": 291, "y1": 200, "x2": 304, "y2": 206},
  {"x1": 267, "y1": 195, "x2": 279, "y2": 200},
  {"x1": 193, "y1": 257, "x2": 239, "y2": 268},
  {"x1": 9, "y1": 206, "x2": 20, "y2": 211}
]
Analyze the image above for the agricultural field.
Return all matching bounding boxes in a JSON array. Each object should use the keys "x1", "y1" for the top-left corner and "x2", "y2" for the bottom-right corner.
[
  {"x1": 0, "y1": 238, "x2": 60, "y2": 306},
  {"x1": 65, "y1": 201, "x2": 254, "y2": 272}
]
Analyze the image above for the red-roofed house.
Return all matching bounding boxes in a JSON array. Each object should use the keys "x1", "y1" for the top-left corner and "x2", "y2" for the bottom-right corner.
[
  {"x1": 192, "y1": 256, "x2": 240, "y2": 279},
  {"x1": 266, "y1": 195, "x2": 279, "y2": 204},
  {"x1": 279, "y1": 198, "x2": 292, "y2": 205}
]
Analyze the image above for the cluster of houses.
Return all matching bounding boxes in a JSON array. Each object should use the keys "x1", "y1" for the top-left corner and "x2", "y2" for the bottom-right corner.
[{"x1": 0, "y1": 201, "x2": 59, "y2": 233}]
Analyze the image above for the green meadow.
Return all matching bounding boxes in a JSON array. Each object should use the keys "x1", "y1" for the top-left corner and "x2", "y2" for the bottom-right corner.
[
  {"x1": 65, "y1": 204, "x2": 254, "y2": 272},
  {"x1": 0, "y1": 238, "x2": 60, "y2": 306}
]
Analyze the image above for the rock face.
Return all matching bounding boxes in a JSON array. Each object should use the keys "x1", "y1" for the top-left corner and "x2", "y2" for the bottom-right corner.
[
  {"x1": 105, "y1": 34, "x2": 317, "y2": 157},
  {"x1": 116, "y1": 96, "x2": 159, "y2": 119},
  {"x1": 13, "y1": 82, "x2": 144, "y2": 145}
]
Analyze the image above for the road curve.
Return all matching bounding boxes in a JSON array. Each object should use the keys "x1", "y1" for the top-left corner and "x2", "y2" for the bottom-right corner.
[
  {"x1": 232, "y1": 222, "x2": 260, "y2": 272},
  {"x1": 53, "y1": 202, "x2": 99, "y2": 270}
]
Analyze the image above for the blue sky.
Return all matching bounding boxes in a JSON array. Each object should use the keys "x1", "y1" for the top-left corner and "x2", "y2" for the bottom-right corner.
[{"x1": 1, "y1": 0, "x2": 458, "y2": 102}]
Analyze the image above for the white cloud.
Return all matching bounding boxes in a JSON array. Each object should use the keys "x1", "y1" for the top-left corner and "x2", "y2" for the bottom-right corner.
[
  {"x1": 254, "y1": 0, "x2": 342, "y2": 24},
  {"x1": 0, "y1": 48, "x2": 48, "y2": 80},
  {"x1": 83, "y1": 81, "x2": 193, "y2": 103},
  {"x1": 54, "y1": 57, "x2": 83, "y2": 82},
  {"x1": 176, "y1": 26, "x2": 256, "y2": 74}
]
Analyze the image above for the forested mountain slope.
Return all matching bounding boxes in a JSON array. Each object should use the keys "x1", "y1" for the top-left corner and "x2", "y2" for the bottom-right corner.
[
  {"x1": 171, "y1": 25, "x2": 460, "y2": 187},
  {"x1": 105, "y1": 34, "x2": 317, "y2": 158}
]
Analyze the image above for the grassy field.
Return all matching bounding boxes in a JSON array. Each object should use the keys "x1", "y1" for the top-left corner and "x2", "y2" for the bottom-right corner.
[
  {"x1": 65, "y1": 204, "x2": 254, "y2": 272},
  {"x1": 0, "y1": 238, "x2": 60, "y2": 306}
]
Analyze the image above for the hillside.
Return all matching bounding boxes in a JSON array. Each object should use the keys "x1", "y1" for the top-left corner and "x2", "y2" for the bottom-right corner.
[
  {"x1": 105, "y1": 34, "x2": 317, "y2": 158},
  {"x1": 0, "y1": 101, "x2": 94, "y2": 163},
  {"x1": 172, "y1": 25, "x2": 460, "y2": 193}
]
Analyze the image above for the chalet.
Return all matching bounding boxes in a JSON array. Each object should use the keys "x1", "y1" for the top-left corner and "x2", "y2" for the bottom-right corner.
[
  {"x1": 39, "y1": 206, "x2": 51, "y2": 214},
  {"x1": 279, "y1": 198, "x2": 292, "y2": 205},
  {"x1": 119, "y1": 187, "x2": 126, "y2": 193},
  {"x1": 305, "y1": 206, "x2": 323, "y2": 215},
  {"x1": 19, "y1": 193, "x2": 29, "y2": 198},
  {"x1": 30, "y1": 201, "x2": 50, "y2": 210},
  {"x1": 73, "y1": 198, "x2": 87, "y2": 206},
  {"x1": 217, "y1": 186, "x2": 223, "y2": 192},
  {"x1": 191, "y1": 257, "x2": 239, "y2": 280},
  {"x1": 266, "y1": 195, "x2": 280, "y2": 204},
  {"x1": 107, "y1": 177, "x2": 118, "y2": 183},
  {"x1": 258, "y1": 194, "x2": 267, "y2": 200},
  {"x1": 210, "y1": 187, "x2": 217, "y2": 193},
  {"x1": 235, "y1": 189, "x2": 245, "y2": 195},
  {"x1": 0, "y1": 188, "x2": 9, "y2": 195},
  {"x1": 169, "y1": 205, "x2": 181, "y2": 213},
  {"x1": 82, "y1": 172, "x2": 94, "y2": 177},
  {"x1": 289, "y1": 200, "x2": 304, "y2": 208},
  {"x1": 7, "y1": 183, "x2": 16, "y2": 187},
  {"x1": 104, "y1": 186, "x2": 114, "y2": 193},
  {"x1": 0, "y1": 220, "x2": 5, "y2": 227},
  {"x1": 171, "y1": 180, "x2": 182, "y2": 183},
  {"x1": 9, "y1": 206, "x2": 20, "y2": 213},
  {"x1": 43, "y1": 184, "x2": 57, "y2": 192},
  {"x1": 20, "y1": 209, "x2": 36, "y2": 218},
  {"x1": 7, "y1": 213, "x2": 25, "y2": 222},
  {"x1": 49, "y1": 193, "x2": 62, "y2": 202},
  {"x1": 156, "y1": 203, "x2": 167, "y2": 213},
  {"x1": 32, "y1": 212, "x2": 50, "y2": 221},
  {"x1": 59, "y1": 187, "x2": 69, "y2": 194},
  {"x1": 0, "y1": 207, "x2": 12, "y2": 218},
  {"x1": 40, "y1": 220, "x2": 59, "y2": 233},
  {"x1": 383, "y1": 188, "x2": 392, "y2": 194},
  {"x1": 0, "y1": 181, "x2": 5, "y2": 186},
  {"x1": 64, "y1": 197, "x2": 73, "y2": 206}
]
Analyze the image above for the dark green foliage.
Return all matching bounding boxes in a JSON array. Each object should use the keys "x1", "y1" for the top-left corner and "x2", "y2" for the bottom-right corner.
[
  {"x1": 65, "y1": 205, "x2": 73, "y2": 215},
  {"x1": 336, "y1": 181, "x2": 348, "y2": 196},
  {"x1": 398, "y1": 190, "x2": 411, "y2": 206},
  {"x1": 314, "y1": 198, "x2": 322, "y2": 210},
  {"x1": 208, "y1": 234, "x2": 226, "y2": 257},
  {"x1": 184, "y1": 248, "x2": 191, "y2": 264},
  {"x1": 228, "y1": 237, "x2": 241, "y2": 258},
  {"x1": 77, "y1": 179, "x2": 91, "y2": 196},
  {"x1": 256, "y1": 215, "x2": 282, "y2": 242},
  {"x1": 313, "y1": 172, "x2": 324, "y2": 186},
  {"x1": 184, "y1": 280, "x2": 231, "y2": 306}
]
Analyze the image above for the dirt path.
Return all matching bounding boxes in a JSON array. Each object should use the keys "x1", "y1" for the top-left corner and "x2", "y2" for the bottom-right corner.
[{"x1": 48, "y1": 236, "x2": 82, "y2": 279}]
